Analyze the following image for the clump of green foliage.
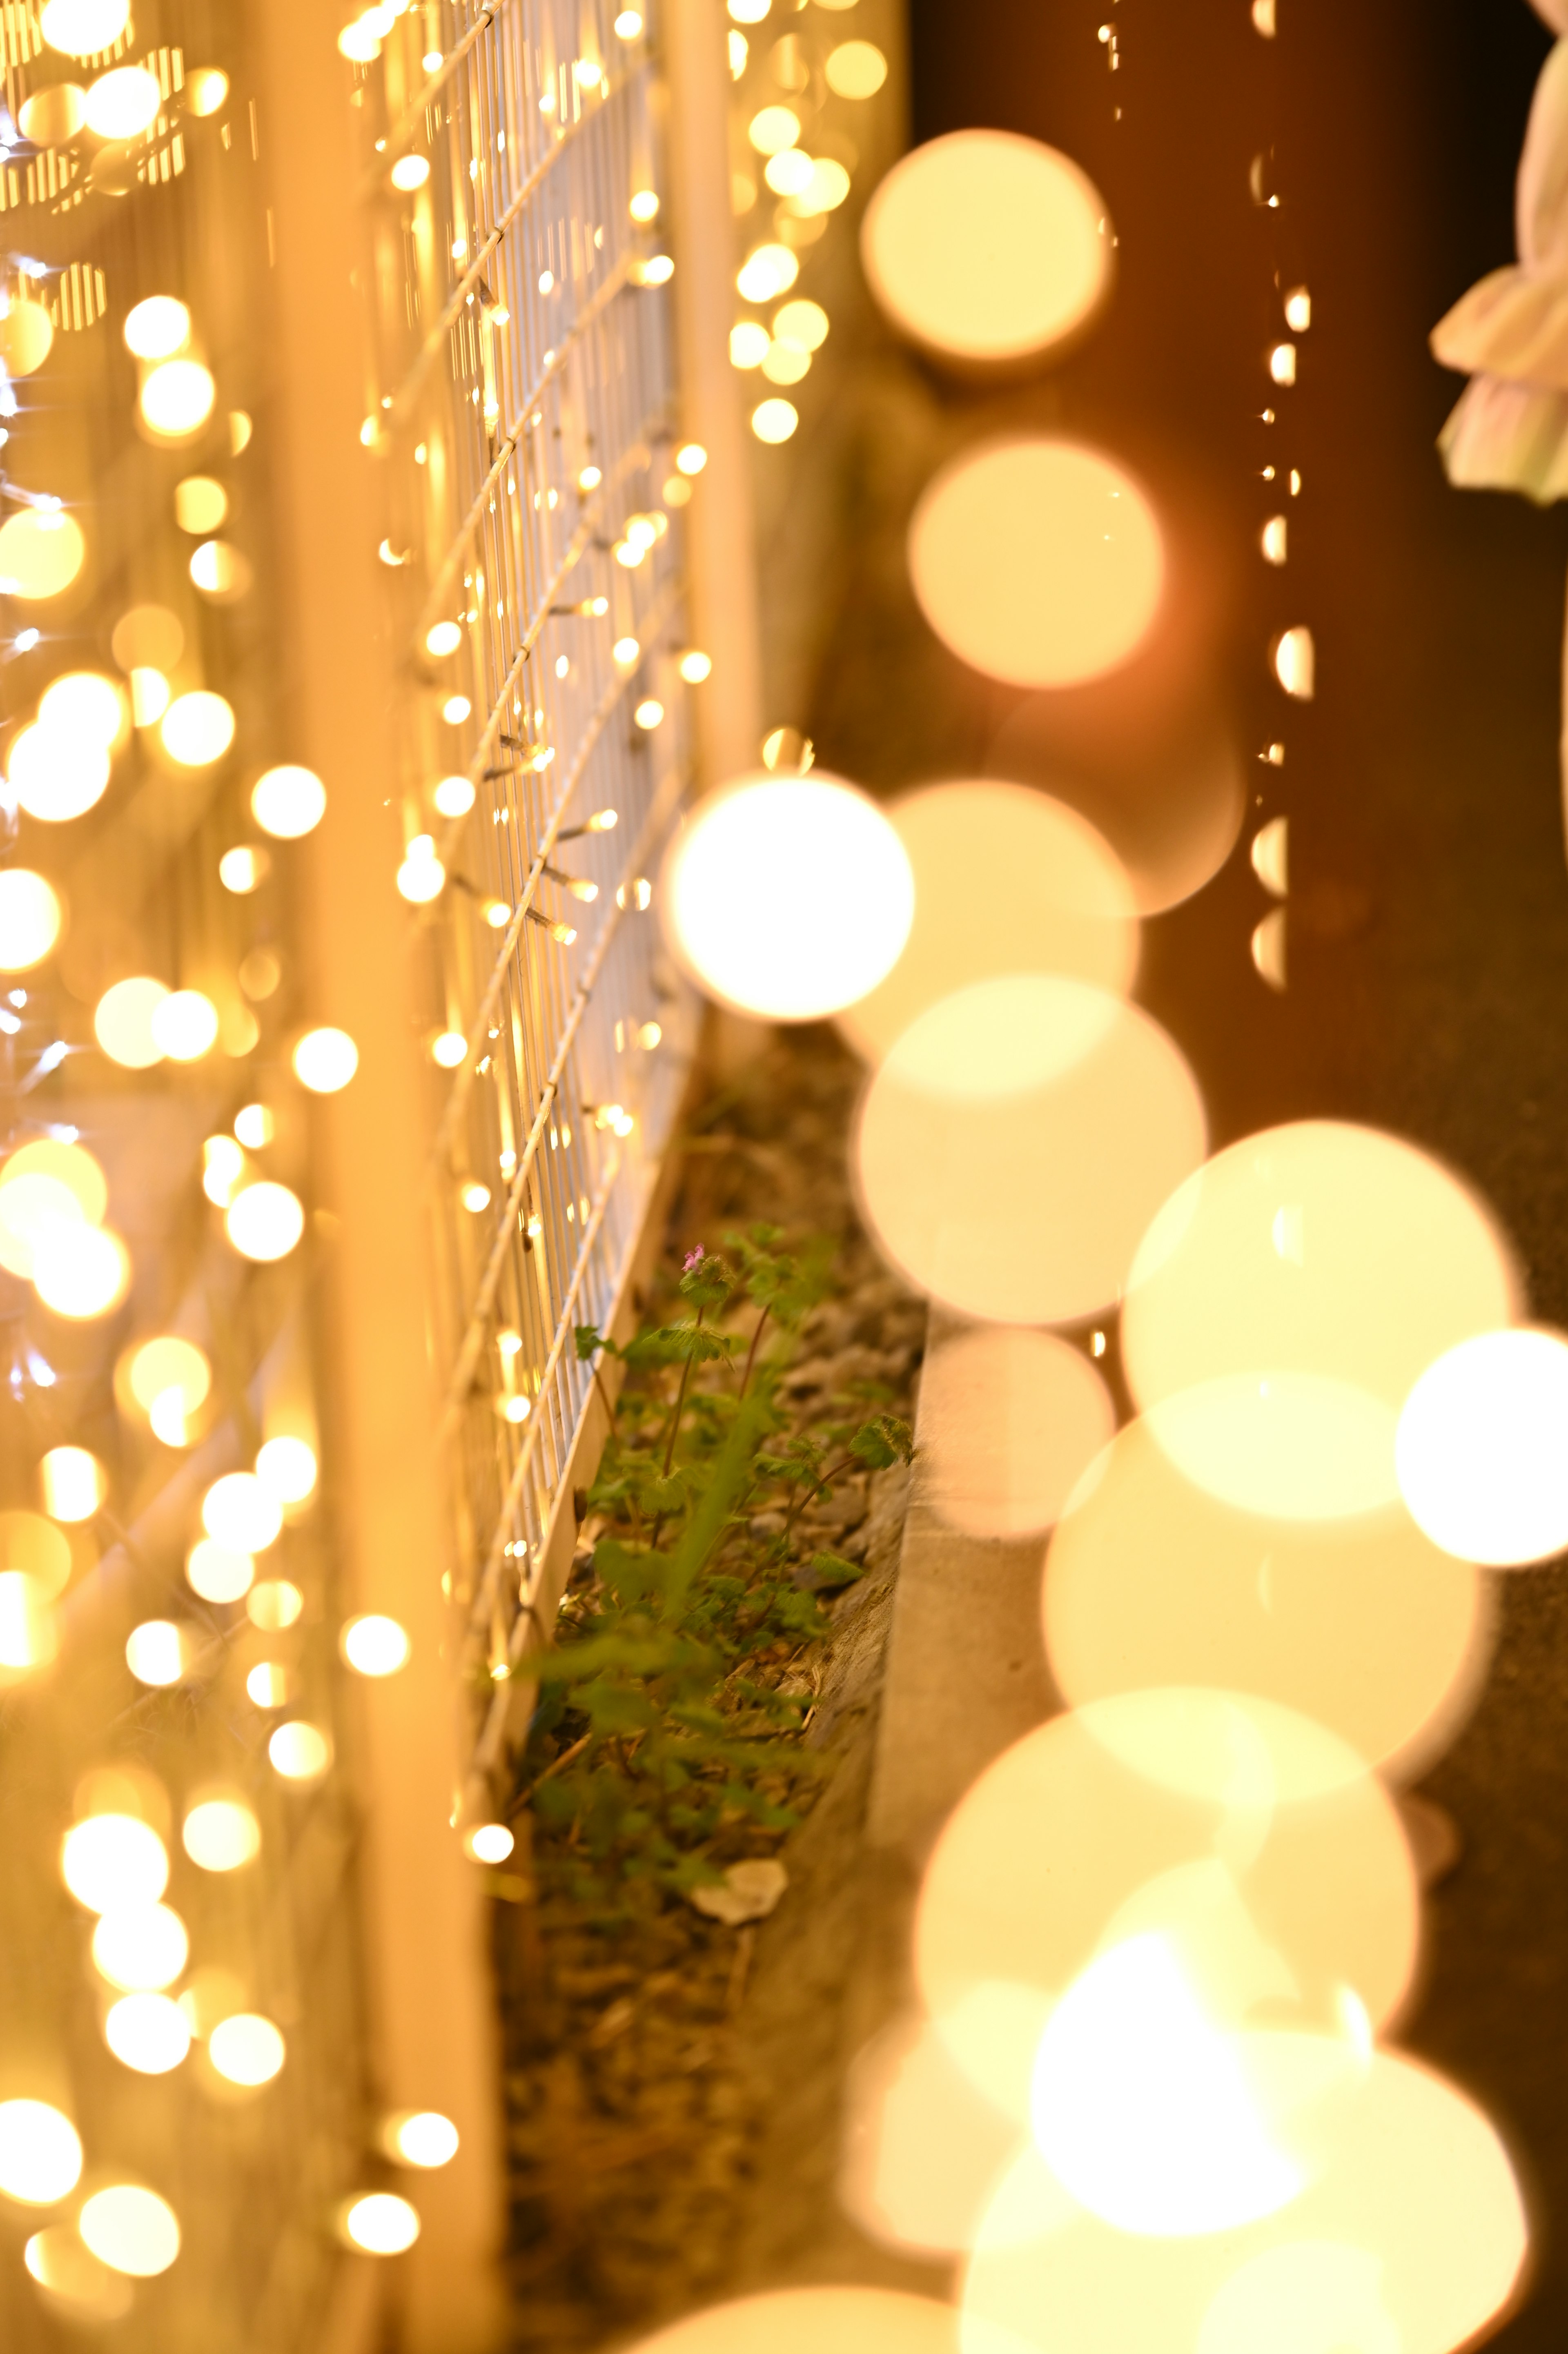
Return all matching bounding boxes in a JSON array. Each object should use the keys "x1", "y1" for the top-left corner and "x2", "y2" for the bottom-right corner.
[{"x1": 516, "y1": 1227, "x2": 912, "y2": 1913}]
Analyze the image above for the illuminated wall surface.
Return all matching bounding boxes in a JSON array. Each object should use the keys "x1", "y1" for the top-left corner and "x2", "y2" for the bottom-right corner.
[{"x1": 0, "y1": 0, "x2": 695, "y2": 2338}]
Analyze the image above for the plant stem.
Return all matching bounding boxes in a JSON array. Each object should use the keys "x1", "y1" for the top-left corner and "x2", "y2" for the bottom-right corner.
[
  {"x1": 661, "y1": 1305, "x2": 704, "y2": 1478},
  {"x1": 783, "y1": 1454, "x2": 858, "y2": 1538},
  {"x1": 525, "y1": 1729, "x2": 592, "y2": 1795},
  {"x1": 738, "y1": 1303, "x2": 771, "y2": 1398},
  {"x1": 590, "y1": 1362, "x2": 619, "y2": 1439}
]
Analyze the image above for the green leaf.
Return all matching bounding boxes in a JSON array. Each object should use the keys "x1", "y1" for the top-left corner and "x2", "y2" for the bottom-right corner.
[
  {"x1": 797, "y1": 1551, "x2": 864, "y2": 1594},
  {"x1": 850, "y1": 1413, "x2": 915, "y2": 1471}
]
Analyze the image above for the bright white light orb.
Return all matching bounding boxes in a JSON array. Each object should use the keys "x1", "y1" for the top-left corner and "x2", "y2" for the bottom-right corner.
[
  {"x1": 388, "y1": 2110, "x2": 460, "y2": 2167},
  {"x1": 202, "y1": 1472, "x2": 282, "y2": 1553},
  {"x1": 662, "y1": 773, "x2": 914, "y2": 1021},
  {"x1": 293, "y1": 1027, "x2": 358, "y2": 1092},
  {"x1": 150, "y1": 989, "x2": 219, "y2": 1061},
  {"x1": 341, "y1": 1613, "x2": 411, "y2": 1676},
  {"x1": 343, "y1": 2191, "x2": 421, "y2": 2254},
  {"x1": 0, "y1": 871, "x2": 62, "y2": 969},
  {"x1": 0, "y1": 2100, "x2": 83, "y2": 2205},
  {"x1": 62, "y1": 1815, "x2": 169, "y2": 1913},
  {"x1": 252, "y1": 765, "x2": 326, "y2": 839},
  {"x1": 78, "y1": 2185, "x2": 180, "y2": 2277},
  {"x1": 186, "y1": 1538, "x2": 254, "y2": 1604},
  {"x1": 84, "y1": 64, "x2": 161, "y2": 138},
  {"x1": 91, "y1": 1903, "x2": 189, "y2": 1991},
  {"x1": 225, "y1": 1181, "x2": 305, "y2": 1262},
  {"x1": 466, "y1": 1822, "x2": 515, "y2": 1863},
  {"x1": 125, "y1": 1620, "x2": 187, "y2": 1686},
  {"x1": 256, "y1": 1435, "x2": 317, "y2": 1503},
  {"x1": 160, "y1": 690, "x2": 234, "y2": 767},
  {"x1": 33, "y1": 1225, "x2": 129, "y2": 1319},
  {"x1": 124, "y1": 298, "x2": 190, "y2": 361},
  {"x1": 182, "y1": 1795, "x2": 261, "y2": 1872},
  {"x1": 209, "y1": 2014, "x2": 285, "y2": 2086},
  {"x1": 1397, "y1": 1327, "x2": 1568, "y2": 1567},
  {"x1": 40, "y1": 0, "x2": 130, "y2": 56},
  {"x1": 105, "y1": 1992, "x2": 192, "y2": 2075},
  {"x1": 7, "y1": 723, "x2": 111, "y2": 823},
  {"x1": 269, "y1": 1720, "x2": 332, "y2": 1779},
  {"x1": 434, "y1": 775, "x2": 474, "y2": 817},
  {"x1": 0, "y1": 510, "x2": 85, "y2": 601},
  {"x1": 140, "y1": 358, "x2": 216, "y2": 440}
]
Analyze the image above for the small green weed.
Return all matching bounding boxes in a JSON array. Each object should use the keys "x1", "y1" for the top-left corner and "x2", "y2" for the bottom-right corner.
[{"x1": 515, "y1": 1227, "x2": 912, "y2": 1915}]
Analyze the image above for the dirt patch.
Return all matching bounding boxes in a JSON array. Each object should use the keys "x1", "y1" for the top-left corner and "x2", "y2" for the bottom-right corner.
[{"x1": 495, "y1": 1026, "x2": 930, "y2": 2350}]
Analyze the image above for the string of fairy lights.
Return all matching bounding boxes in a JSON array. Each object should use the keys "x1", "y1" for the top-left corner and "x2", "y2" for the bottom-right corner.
[
  {"x1": 724, "y1": 0, "x2": 888, "y2": 448},
  {"x1": 0, "y1": 0, "x2": 482, "y2": 2329}
]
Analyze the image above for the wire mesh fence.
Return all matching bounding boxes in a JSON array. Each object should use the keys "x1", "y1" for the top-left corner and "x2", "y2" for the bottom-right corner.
[{"x1": 343, "y1": 0, "x2": 699, "y2": 1791}]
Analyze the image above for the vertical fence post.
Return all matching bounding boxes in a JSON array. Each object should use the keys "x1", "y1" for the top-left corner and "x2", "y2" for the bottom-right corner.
[
  {"x1": 664, "y1": 0, "x2": 765, "y2": 788},
  {"x1": 247, "y1": 1, "x2": 508, "y2": 2346}
]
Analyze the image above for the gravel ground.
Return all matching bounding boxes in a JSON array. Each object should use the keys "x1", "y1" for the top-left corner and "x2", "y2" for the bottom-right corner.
[{"x1": 494, "y1": 1024, "x2": 927, "y2": 2353}]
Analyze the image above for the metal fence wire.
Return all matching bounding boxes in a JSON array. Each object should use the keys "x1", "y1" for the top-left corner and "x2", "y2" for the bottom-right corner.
[{"x1": 346, "y1": 0, "x2": 697, "y2": 1790}]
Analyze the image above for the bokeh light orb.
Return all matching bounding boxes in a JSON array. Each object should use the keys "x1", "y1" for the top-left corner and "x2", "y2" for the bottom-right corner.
[
  {"x1": 0, "y1": 509, "x2": 86, "y2": 600},
  {"x1": 252, "y1": 764, "x2": 327, "y2": 839},
  {"x1": 7, "y1": 721, "x2": 111, "y2": 822},
  {"x1": 854, "y1": 975, "x2": 1205, "y2": 1326},
  {"x1": 662, "y1": 773, "x2": 915, "y2": 1020},
  {"x1": 139, "y1": 358, "x2": 216, "y2": 440},
  {"x1": 104, "y1": 1991, "x2": 191, "y2": 2074},
  {"x1": 186, "y1": 1538, "x2": 254, "y2": 1604},
  {"x1": 78, "y1": 2185, "x2": 180, "y2": 2277},
  {"x1": 837, "y1": 781, "x2": 1138, "y2": 1063},
  {"x1": 0, "y1": 298, "x2": 53, "y2": 376},
  {"x1": 209, "y1": 2013, "x2": 285, "y2": 2085},
  {"x1": 202, "y1": 1472, "x2": 282, "y2": 1553},
  {"x1": 341, "y1": 1612, "x2": 411, "y2": 1676},
  {"x1": 909, "y1": 437, "x2": 1164, "y2": 689},
  {"x1": 293, "y1": 1026, "x2": 358, "y2": 1092},
  {"x1": 915, "y1": 1697, "x2": 1420, "y2": 2054},
  {"x1": 40, "y1": 0, "x2": 130, "y2": 60},
  {"x1": 841, "y1": 2008, "x2": 1033, "y2": 2257},
  {"x1": 225, "y1": 1181, "x2": 305, "y2": 1262},
  {"x1": 83, "y1": 63, "x2": 160, "y2": 138},
  {"x1": 0, "y1": 2100, "x2": 84, "y2": 2205},
  {"x1": 269, "y1": 1720, "x2": 332, "y2": 1779},
  {"x1": 622, "y1": 2285, "x2": 962, "y2": 2354},
  {"x1": 94, "y1": 976, "x2": 169, "y2": 1068},
  {"x1": 125, "y1": 1620, "x2": 187, "y2": 1686},
  {"x1": 182, "y1": 1795, "x2": 261, "y2": 1872},
  {"x1": 388, "y1": 2110, "x2": 460, "y2": 2167},
  {"x1": 962, "y1": 2052, "x2": 1526, "y2": 2354},
  {"x1": 920, "y1": 1325, "x2": 1116, "y2": 1540},
  {"x1": 150, "y1": 988, "x2": 218, "y2": 1062},
  {"x1": 32, "y1": 1225, "x2": 130, "y2": 1318},
  {"x1": 1396, "y1": 1327, "x2": 1568, "y2": 1567},
  {"x1": 343, "y1": 2191, "x2": 421, "y2": 2254},
  {"x1": 862, "y1": 131, "x2": 1112, "y2": 369},
  {"x1": 91, "y1": 1902, "x2": 189, "y2": 1991},
  {"x1": 0, "y1": 1171, "x2": 87, "y2": 1279},
  {"x1": 1046, "y1": 1418, "x2": 1489, "y2": 1783},
  {"x1": 62, "y1": 1814, "x2": 169, "y2": 1913},
  {"x1": 0, "y1": 870, "x2": 62, "y2": 969},
  {"x1": 1122, "y1": 1122, "x2": 1521, "y2": 1520},
  {"x1": 160, "y1": 690, "x2": 234, "y2": 768}
]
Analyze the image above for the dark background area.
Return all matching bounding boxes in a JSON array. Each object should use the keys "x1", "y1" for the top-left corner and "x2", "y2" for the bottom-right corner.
[{"x1": 806, "y1": 0, "x2": 1568, "y2": 2339}]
